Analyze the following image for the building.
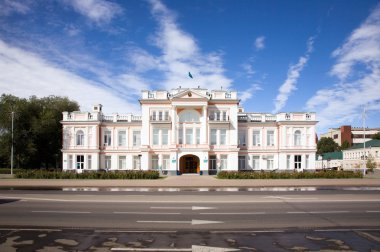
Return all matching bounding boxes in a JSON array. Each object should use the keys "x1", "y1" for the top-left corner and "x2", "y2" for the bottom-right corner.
[
  {"x1": 61, "y1": 88, "x2": 317, "y2": 175},
  {"x1": 315, "y1": 152, "x2": 343, "y2": 170},
  {"x1": 342, "y1": 139, "x2": 380, "y2": 170},
  {"x1": 320, "y1": 126, "x2": 380, "y2": 146}
]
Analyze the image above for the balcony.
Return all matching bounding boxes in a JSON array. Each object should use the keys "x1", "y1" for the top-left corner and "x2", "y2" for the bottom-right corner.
[
  {"x1": 150, "y1": 115, "x2": 171, "y2": 123},
  {"x1": 208, "y1": 115, "x2": 230, "y2": 123}
]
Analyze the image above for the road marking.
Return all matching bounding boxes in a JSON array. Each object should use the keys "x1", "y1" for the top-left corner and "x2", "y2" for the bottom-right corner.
[
  {"x1": 95, "y1": 230, "x2": 177, "y2": 233},
  {"x1": 309, "y1": 211, "x2": 350, "y2": 214},
  {"x1": 114, "y1": 212, "x2": 180, "y2": 215},
  {"x1": 199, "y1": 212, "x2": 266, "y2": 215},
  {"x1": 366, "y1": 210, "x2": 380, "y2": 213},
  {"x1": 151, "y1": 206, "x2": 217, "y2": 210},
  {"x1": 315, "y1": 228, "x2": 380, "y2": 232},
  {"x1": 31, "y1": 210, "x2": 91, "y2": 214},
  {"x1": 111, "y1": 245, "x2": 240, "y2": 251},
  {"x1": 211, "y1": 230, "x2": 284, "y2": 233},
  {"x1": 137, "y1": 219, "x2": 224, "y2": 225},
  {"x1": 263, "y1": 196, "x2": 318, "y2": 200},
  {"x1": 0, "y1": 228, "x2": 61, "y2": 232},
  {"x1": 287, "y1": 211, "x2": 308, "y2": 214}
]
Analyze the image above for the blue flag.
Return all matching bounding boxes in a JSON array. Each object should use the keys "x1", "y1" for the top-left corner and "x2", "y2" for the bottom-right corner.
[{"x1": 188, "y1": 72, "x2": 193, "y2": 79}]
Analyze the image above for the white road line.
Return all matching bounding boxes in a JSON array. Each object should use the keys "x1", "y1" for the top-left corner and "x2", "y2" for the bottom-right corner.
[
  {"x1": 111, "y1": 248, "x2": 191, "y2": 251},
  {"x1": 309, "y1": 211, "x2": 350, "y2": 214},
  {"x1": 315, "y1": 228, "x2": 380, "y2": 232},
  {"x1": 366, "y1": 210, "x2": 380, "y2": 213},
  {"x1": 199, "y1": 212, "x2": 266, "y2": 215},
  {"x1": 31, "y1": 210, "x2": 91, "y2": 214},
  {"x1": 137, "y1": 219, "x2": 224, "y2": 225},
  {"x1": 287, "y1": 211, "x2": 308, "y2": 214},
  {"x1": 211, "y1": 230, "x2": 284, "y2": 233},
  {"x1": 151, "y1": 206, "x2": 217, "y2": 210},
  {"x1": 95, "y1": 230, "x2": 177, "y2": 233},
  {"x1": 114, "y1": 212, "x2": 180, "y2": 215},
  {"x1": 0, "y1": 228, "x2": 61, "y2": 232}
]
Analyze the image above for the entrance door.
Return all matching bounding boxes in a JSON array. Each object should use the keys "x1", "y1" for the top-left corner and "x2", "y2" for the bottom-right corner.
[{"x1": 180, "y1": 155, "x2": 199, "y2": 174}]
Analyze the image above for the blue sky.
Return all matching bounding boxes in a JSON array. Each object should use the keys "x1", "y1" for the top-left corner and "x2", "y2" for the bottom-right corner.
[{"x1": 0, "y1": 0, "x2": 380, "y2": 135}]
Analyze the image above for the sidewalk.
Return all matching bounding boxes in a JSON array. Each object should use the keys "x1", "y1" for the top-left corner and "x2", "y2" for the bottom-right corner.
[{"x1": 1, "y1": 174, "x2": 380, "y2": 188}]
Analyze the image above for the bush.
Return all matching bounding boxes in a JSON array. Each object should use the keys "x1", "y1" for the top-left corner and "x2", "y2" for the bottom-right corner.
[
  {"x1": 0, "y1": 168, "x2": 24, "y2": 174},
  {"x1": 14, "y1": 170, "x2": 160, "y2": 179},
  {"x1": 217, "y1": 170, "x2": 363, "y2": 179}
]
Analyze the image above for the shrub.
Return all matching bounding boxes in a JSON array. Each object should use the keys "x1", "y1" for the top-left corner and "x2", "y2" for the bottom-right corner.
[
  {"x1": 0, "y1": 168, "x2": 24, "y2": 174},
  {"x1": 14, "y1": 170, "x2": 160, "y2": 179},
  {"x1": 217, "y1": 170, "x2": 363, "y2": 179}
]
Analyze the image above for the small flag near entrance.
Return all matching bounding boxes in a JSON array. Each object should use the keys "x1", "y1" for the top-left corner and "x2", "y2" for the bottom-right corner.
[{"x1": 188, "y1": 72, "x2": 193, "y2": 79}]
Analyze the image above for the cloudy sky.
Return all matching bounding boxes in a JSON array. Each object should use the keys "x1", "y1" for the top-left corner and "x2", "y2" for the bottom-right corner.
[{"x1": 0, "y1": 0, "x2": 379, "y2": 134}]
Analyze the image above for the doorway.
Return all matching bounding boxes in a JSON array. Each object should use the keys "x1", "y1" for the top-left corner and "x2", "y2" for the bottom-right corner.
[{"x1": 179, "y1": 155, "x2": 200, "y2": 174}]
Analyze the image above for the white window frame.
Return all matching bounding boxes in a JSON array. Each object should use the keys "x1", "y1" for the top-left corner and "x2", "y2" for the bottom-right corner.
[
  {"x1": 104, "y1": 130, "x2": 112, "y2": 146},
  {"x1": 186, "y1": 128, "x2": 193, "y2": 144},
  {"x1": 252, "y1": 156, "x2": 260, "y2": 170},
  {"x1": 294, "y1": 130, "x2": 301, "y2": 146},
  {"x1": 133, "y1": 130, "x2": 141, "y2": 147},
  {"x1": 118, "y1": 130, "x2": 126, "y2": 147},
  {"x1": 220, "y1": 155, "x2": 228, "y2": 170},
  {"x1": 152, "y1": 155, "x2": 159, "y2": 170},
  {"x1": 267, "y1": 156, "x2": 274, "y2": 170},
  {"x1": 220, "y1": 129, "x2": 227, "y2": 145},
  {"x1": 238, "y1": 130, "x2": 246, "y2": 146},
  {"x1": 133, "y1": 155, "x2": 141, "y2": 170},
  {"x1": 253, "y1": 130, "x2": 261, "y2": 146},
  {"x1": 162, "y1": 129, "x2": 168, "y2": 145},
  {"x1": 87, "y1": 155, "x2": 92, "y2": 170},
  {"x1": 196, "y1": 128, "x2": 200, "y2": 145},
  {"x1": 238, "y1": 156, "x2": 246, "y2": 170},
  {"x1": 76, "y1": 130, "x2": 84, "y2": 146},
  {"x1": 267, "y1": 130, "x2": 274, "y2": 146},
  {"x1": 294, "y1": 155, "x2": 302, "y2": 169},
  {"x1": 210, "y1": 129, "x2": 217, "y2": 145},
  {"x1": 162, "y1": 155, "x2": 170, "y2": 170},
  {"x1": 105, "y1": 155, "x2": 111, "y2": 170},
  {"x1": 68, "y1": 155, "x2": 73, "y2": 169},
  {"x1": 119, "y1": 156, "x2": 126, "y2": 170},
  {"x1": 209, "y1": 155, "x2": 217, "y2": 170},
  {"x1": 153, "y1": 128, "x2": 159, "y2": 145},
  {"x1": 76, "y1": 155, "x2": 84, "y2": 169}
]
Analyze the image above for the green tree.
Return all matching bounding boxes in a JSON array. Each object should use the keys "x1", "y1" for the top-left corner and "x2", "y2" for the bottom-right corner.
[
  {"x1": 366, "y1": 154, "x2": 377, "y2": 172},
  {"x1": 317, "y1": 137, "x2": 340, "y2": 154},
  {"x1": 372, "y1": 132, "x2": 380, "y2": 140},
  {"x1": 340, "y1": 140, "x2": 351, "y2": 150},
  {"x1": 0, "y1": 94, "x2": 79, "y2": 169}
]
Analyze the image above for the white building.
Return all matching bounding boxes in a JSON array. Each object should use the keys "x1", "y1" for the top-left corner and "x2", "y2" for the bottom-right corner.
[
  {"x1": 61, "y1": 88, "x2": 317, "y2": 175},
  {"x1": 342, "y1": 140, "x2": 380, "y2": 170}
]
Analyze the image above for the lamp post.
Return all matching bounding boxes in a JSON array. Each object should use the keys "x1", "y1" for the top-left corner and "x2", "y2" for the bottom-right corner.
[
  {"x1": 11, "y1": 111, "x2": 14, "y2": 176},
  {"x1": 362, "y1": 106, "x2": 366, "y2": 175}
]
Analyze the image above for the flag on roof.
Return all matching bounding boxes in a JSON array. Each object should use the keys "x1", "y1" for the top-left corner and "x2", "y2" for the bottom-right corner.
[{"x1": 188, "y1": 72, "x2": 193, "y2": 79}]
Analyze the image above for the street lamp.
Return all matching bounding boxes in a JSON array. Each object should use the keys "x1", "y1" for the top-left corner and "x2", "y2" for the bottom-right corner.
[
  {"x1": 362, "y1": 106, "x2": 367, "y2": 175},
  {"x1": 11, "y1": 111, "x2": 14, "y2": 176}
]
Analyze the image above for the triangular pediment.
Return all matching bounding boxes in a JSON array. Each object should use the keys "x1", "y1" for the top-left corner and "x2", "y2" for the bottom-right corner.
[{"x1": 171, "y1": 89, "x2": 210, "y2": 100}]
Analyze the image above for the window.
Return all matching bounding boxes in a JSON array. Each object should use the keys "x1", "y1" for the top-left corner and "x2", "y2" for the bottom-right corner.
[
  {"x1": 164, "y1": 111, "x2": 169, "y2": 121},
  {"x1": 133, "y1": 130, "x2": 141, "y2": 147},
  {"x1": 105, "y1": 155, "x2": 111, "y2": 170},
  {"x1": 287, "y1": 155, "x2": 291, "y2": 169},
  {"x1": 238, "y1": 130, "x2": 246, "y2": 146},
  {"x1": 162, "y1": 155, "x2": 170, "y2": 170},
  {"x1": 306, "y1": 155, "x2": 309, "y2": 169},
  {"x1": 76, "y1": 155, "x2": 84, "y2": 169},
  {"x1": 220, "y1": 129, "x2": 227, "y2": 145},
  {"x1": 179, "y1": 110, "x2": 200, "y2": 122},
  {"x1": 294, "y1": 155, "x2": 302, "y2": 169},
  {"x1": 153, "y1": 128, "x2": 159, "y2": 145},
  {"x1": 119, "y1": 156, "x2": 126, "y2": 169},
  {"x1": 152, "y1": 155, "x2": 159, "y2": 170},
  {"x1": 333, "y1": 134, "x2": 338, "y2": 139},
  {"x1": 133, "y1": 155, "x2": 141, "y2": 170},
  {"x1": 294, "y1": 130, "x2": 301, "y2": 146},
  {"x1": 152, "y1": 111, "x2": 156, "y2": 120},
  {"x1": 238, "y1": 156, "x2": 246, "y2": 170},
  {"x1": 210, "y1": 129, "x2": 217, "y2": 145},
  {"x1": 220, "y1": 155, "x2": 227, "y2": 170},
  {"x1": 222, "y1": 111, "x2": 227, "y2": 121},
  {"x1": 68, "y1": 155, "x2": 73, "y2": 169},
  {"x1": 87, "y1": 155, "x2": 92, "y2": 170},
  {"x1": 209, "y1": 155, "x2": 217, "y2": 170},
  {"x1": 267, "y1": 156, "x2": 274, "y2": 170},
  {"x1": 267, "y1": 130, "x2": 274, "y2": 146},
  {"x1": 158, "y1": 111, "x2": 163, "y2": 121},
  {"x1": 216, "y1": 111, "x2": 220, "y2": 121},
  {"x1": 162, "y1": 129, "x2": 168, "y2": 145},
  {"x1": 186, "y1": 128, "x2": 193, "y2": 144},
  {"x1": 252, "y1": 156, "x2": 260, "y2": 170},
  {"x1": 118, "y1": 131, "x2": 126, "y2": 147},
  {"x1": 253, "y1": 130, "x2": 261, "y2": 146},
  {"x1": 196, "y1": 128, "x2": 200, "y2": 144},
  {"x1": 104, "y1": 130, "x2": 112, "y2": 146},
  {"x1": 178, "y1": 128, "x2": 183, "y2": 144},
  {"x1": 76, "y1": 130, "x2": 84, "y2": 146}
]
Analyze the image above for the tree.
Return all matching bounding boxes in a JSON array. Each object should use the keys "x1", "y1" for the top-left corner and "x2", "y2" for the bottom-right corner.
[
  {"x1": 366, "y1": 154, "x2": 377, "y2": 172},
  {"x1": 317, "y1": 137, "x2": 340, "y2": 154},
  {"x1": 340, "y1": 140, "x2": 351, "y2": 150},
  {"x1": 372, "y1": 132, "x2": 380, "y2": 140},
  {"x1": 0, "y1": 94, "x2": 79, "y2": 169}
]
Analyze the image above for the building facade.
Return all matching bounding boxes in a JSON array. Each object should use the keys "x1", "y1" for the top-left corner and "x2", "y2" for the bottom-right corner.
[
  {"x1": 320, "y1": 126, "x2": 380, "y2": 146},
  {"x1": 61, "y1": 88, "x2": 317, "y2": 175}
]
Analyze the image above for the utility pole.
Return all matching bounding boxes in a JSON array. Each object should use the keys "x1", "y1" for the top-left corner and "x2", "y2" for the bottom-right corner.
[
  {"x1": 11, "y1": 111, "x2": 14, "y2": 176},
  {"x1": 362, "y1": 106, "x2": 366, "y2": 176}
]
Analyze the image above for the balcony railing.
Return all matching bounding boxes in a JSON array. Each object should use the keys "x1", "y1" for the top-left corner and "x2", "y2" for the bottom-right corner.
[
  {"x1": 150, "y1": 115, "x2": 171, "y2": 122},
  {"x1": 209, "y1": 115, "x2": 229, "y2": 122}
]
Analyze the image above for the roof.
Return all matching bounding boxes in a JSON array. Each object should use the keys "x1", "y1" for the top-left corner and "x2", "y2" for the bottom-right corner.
[
  {"x1": 348, "y1": 139, "x2": 380, "y2": 149},
  {"x1": 317, "y1": 152, "x2": 343, "y2": 160}
]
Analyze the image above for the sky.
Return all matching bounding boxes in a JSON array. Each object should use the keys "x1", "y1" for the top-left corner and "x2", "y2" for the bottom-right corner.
[{"x1": 0, "y1": 0, "x2": 380, "y2": 135}]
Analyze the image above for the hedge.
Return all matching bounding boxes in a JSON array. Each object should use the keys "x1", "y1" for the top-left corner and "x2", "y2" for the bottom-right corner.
[
  {"x1": 0, "y1": 168, "x2": 24, "y2": 174},
  {"x1": 14, "y1": 170, "x2": 160, "y2": 179},
  {"x1": 217, "y1": 170, "x2": 363, "y2": 179}
]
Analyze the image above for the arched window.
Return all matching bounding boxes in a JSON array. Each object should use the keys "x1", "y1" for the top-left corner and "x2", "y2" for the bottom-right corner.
[
  {"x1": 76, "y1": 130, "x2": 84, "y2": 146},
  {"x1": 178, "y1": 110, "x2": 200, "y2": 122},
  {"x1": 294, "y1": 130, "x2": 301, "y2": 146}
]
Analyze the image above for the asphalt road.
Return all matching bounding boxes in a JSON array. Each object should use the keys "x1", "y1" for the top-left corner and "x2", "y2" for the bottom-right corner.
[{"x1": 1, "y1": 189, "x2": 380, "y2": 251}]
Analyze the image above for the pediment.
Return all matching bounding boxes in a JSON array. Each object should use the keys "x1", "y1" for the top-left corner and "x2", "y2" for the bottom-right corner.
[{"x1": 171, "y1": 89, "x2": 210, "y2": 100}]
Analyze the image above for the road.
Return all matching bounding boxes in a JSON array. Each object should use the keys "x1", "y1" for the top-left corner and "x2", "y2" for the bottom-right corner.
[{"x1": 0, "y1": 188, "x2": 380, "y2": 251}]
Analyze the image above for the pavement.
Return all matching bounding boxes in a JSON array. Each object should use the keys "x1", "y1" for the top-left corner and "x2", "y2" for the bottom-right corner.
[{"x1": 1, "y1": 174, "x2": 380, "y2": 188}]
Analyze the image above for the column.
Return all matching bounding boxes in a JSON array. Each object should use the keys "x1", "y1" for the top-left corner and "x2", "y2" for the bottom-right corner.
[
  {"x1": 171, "y1": 106, "x2": 176, "y2": 144},
  {"x1": 201, "y1": 106, "x2": 207, "y2": 144}
]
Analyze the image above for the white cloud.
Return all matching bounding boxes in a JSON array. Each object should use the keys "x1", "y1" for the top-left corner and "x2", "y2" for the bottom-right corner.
[
  {"x1": 0, "y1": 40, "x2": 140, "y2": 114},
  {"x1": 239, "y1": 84, "x2": 262, "y2": 103},
  {"x1": 0, "y1": 0, "x2": 31, "y2": 16},
  {"x1": 241, "y1": 63, "x2": 255, "y2": 78},
  {"x1": 254, "y1": 36, "x2": 265, "y2": 50},
  {"x1": 272, "y1": 37, "x2": 314, "y2": 113},
  {"x1": 130, "y1": 0, "x2": 232, "y2": 91},
  {"x1": 306, "y1": 4, "x2": 380, "y2": 130},
  {"x1": 64, "y1": 0, "x2": 122, "y2": 24}
]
